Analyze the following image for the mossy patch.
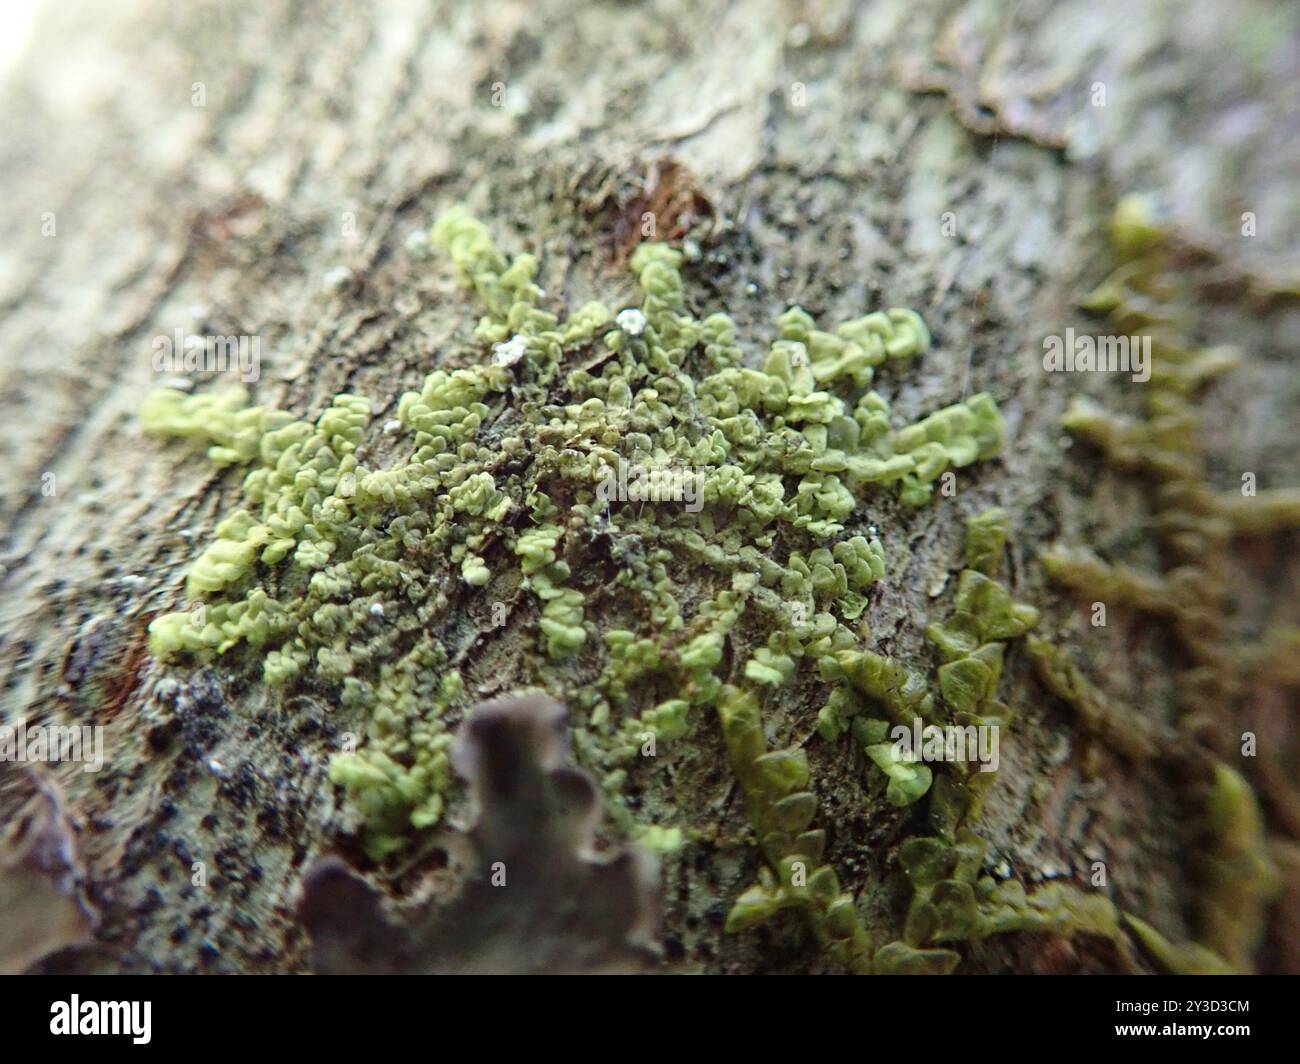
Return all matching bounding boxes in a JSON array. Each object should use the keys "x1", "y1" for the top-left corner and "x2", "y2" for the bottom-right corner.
[
  {"x1": 142, "y1": 200, "x2": 1287, "y2": 974},
  {"x1": 144, "y1": 208, "x2": 1004, "y2": 870}
]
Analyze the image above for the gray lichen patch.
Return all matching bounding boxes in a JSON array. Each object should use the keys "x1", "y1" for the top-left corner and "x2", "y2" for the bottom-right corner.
[{"x1": 299, "y1": 693, "x2": 660, "y2": 974}]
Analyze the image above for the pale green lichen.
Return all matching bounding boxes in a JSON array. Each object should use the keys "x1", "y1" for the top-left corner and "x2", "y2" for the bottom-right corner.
[
  {"x1": 143, "y1": 206, "x2": 1015, "y2": 960},
  {"x1": 329, "y1": 663, "x2": 461, "y2": 859},
  {"x1": 139, "y1": 199, "x2": 1291, "y2": 973},
  {"x1": 140, "y1": 387, "x2": 298, "y2": 467},
  {"x1": 140, "y1": 195, "x2": 1297, "y2": 978}
]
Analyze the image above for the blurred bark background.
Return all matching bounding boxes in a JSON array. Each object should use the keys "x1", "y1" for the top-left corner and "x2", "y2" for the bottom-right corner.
[{"x1": 0, "y1": 0, "x2": 1296, "y2": 973}]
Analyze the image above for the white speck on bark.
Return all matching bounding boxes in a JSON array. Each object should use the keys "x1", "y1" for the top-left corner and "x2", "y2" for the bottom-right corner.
[
  {"x1": 323, "y1": 266, "x2": 353, "y2": 291},
  {"x1": 492, "y1": 334, "x2": 528, "y2": 367},
  {"x1": 616, "y1": 308, "x2": 647, "y2": 336},
  {"x1": 404, "y1": 229, "x2": 430, "y2": 256}
]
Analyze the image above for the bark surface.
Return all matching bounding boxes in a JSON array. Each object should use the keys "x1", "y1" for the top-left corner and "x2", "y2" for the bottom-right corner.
[{"x1": 0, "y1": 0, "x2": 1296, "y2": 974}]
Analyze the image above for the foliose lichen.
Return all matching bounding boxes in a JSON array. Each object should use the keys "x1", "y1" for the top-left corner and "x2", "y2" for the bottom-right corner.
[
  {"x1": 144, "y1": 206, "x2": 1006, "y2": 874},
  {"x1": 143, "y1": 200, "x2": 1287, "y2": 974},
  {"x1": 298, "y1": 693, "x2": 661, "y2": 974}
]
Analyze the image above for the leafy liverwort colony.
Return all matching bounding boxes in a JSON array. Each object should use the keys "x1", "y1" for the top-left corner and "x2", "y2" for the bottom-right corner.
[{"x1": 142, "y1": 202, "x2": 1293, "y2": 973}]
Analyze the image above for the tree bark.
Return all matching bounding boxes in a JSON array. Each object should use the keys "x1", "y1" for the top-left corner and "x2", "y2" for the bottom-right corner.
[{"x1": 0, "y1": 0, "x2": 1296, "y2": 974}]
